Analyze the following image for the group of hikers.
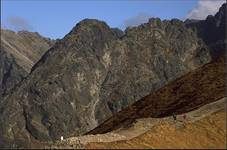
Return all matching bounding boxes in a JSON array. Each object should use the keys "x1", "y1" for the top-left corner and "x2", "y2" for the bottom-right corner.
[{"x1": 172, "y1": 113, "x2": 187, "y2": 122}]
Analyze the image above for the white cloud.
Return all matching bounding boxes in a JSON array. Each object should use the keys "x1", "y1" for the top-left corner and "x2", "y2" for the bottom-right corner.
[
  {"x1": 6, "y1": 16, "x2": 33, "y2": 31},
  {"x1": 186, "y1": 0, "x2": 225, "y2": 20},
  {"x1": 123, "y1": 13, "x2": 152, "y2": 28}
]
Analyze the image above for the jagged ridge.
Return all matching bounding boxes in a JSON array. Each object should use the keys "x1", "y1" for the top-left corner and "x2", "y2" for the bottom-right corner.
[{"x1": 0, "y1": 3, "x2": 226, "y2": 148}]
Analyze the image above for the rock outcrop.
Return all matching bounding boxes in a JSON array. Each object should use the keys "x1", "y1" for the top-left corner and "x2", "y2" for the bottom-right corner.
[
  {"x1": 0, "y1": 29, "x2": 54, "y2": 99},
  {"x1": 185, "y1": 3, "x2": 226, "y2": 59},
  {"x1": 0, "y1": 48, "x2": 27, "y2": 98},
  {"x1": 0, "y1": 17, "x2": 212, "y2": 148},
  {"x1": 87, "y1": 55, "x2": 226, "y2": 135}
]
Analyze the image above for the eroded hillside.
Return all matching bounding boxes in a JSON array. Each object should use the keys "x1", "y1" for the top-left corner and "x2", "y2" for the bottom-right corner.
[
  {"x1": 0, "y1": 29, "x2": 54, "y2": 99},
  {"x1": 1, "y1": 29, "x2": 55, "y2": 72}
]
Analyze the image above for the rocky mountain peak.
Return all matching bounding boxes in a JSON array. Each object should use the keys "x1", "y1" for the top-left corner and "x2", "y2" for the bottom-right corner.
[
  {"x1": 148, "y1": 17, "x2": 165, "y2": 27},
  {"x1": 66, "y1": 19, "x2": 116, "y2": 40},
  {"x1": 74, "y1": 18, "x2": 110, "y2": 28},
  {"x1": 31, "y1": 18, "x2": 118, "y2": 72},
  {"x1": 185, "y1": 2, "x2": 226, "y2": 59},
  {"x1": 0, "y1": 15, "x2": 212, "y2": 148},
  {"x1": 215, "y1": 3, "x2": 226, "y2": 17}
]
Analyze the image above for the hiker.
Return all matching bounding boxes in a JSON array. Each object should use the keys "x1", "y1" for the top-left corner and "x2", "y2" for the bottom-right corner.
[
  {"x1": 183, "y1": 114, "x2": 187, "y2": 120},
  {"x1": 172, "y1": 113, "x2": 177, "y2": 121}
]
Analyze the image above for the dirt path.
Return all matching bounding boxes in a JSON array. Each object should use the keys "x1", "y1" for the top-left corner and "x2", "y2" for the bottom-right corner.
[
  {"x1": 86, "y1": 109, "x2": 226, "y2": 149},
  {"x1": 52, "y1": 97, "x2": 226, "y2": 148}
]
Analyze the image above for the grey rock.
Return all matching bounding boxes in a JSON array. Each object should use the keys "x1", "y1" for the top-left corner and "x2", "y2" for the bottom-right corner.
[
  {"x1": 1, "y1": 29, "x2": 55, "y2": 72},
  {"x1": 111, "y1": 28, "x2": 124, "y2": 38},
  {"x1": 0, "y1": 49, "x2": 27, "y2": 98},
  {"x1": 185, "y1": 3, "x2": 226, "y2": 59},
  {"x1": 0, "y1": 17, "x2": 212, "y2": 148},
  {"x1": 0, "y1": 29, "x2": 54, "y2": 99}
]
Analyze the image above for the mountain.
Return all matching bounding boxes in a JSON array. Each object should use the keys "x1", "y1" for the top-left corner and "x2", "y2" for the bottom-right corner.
[
  {"x1": 1, "y1": 29, "x2": 55, "y2": 72},
  {"x1": 185, "y1": 3, "x2": 226, "y2": 59},
  {"x1": 1, "y1": 3, "x2": 226, "y2": 148},
  {"x1": 51, "y1": 55, "x2": 226, "y2": 149},
  {"x1": 0, "y1": 48, "x2": 27, "y2": 98},
  {"x1": 9, "y1": 55, "x2": 227, "y2": 149},
  {"x1": 0, "y1": 29, "x2": 54, "y2": 99},
  {"x1": 0, "y1": 18, "x2": 211, "y2": 148},
  {"x1": 86, "y1": 55, "x2": 226, "y2": 135}
]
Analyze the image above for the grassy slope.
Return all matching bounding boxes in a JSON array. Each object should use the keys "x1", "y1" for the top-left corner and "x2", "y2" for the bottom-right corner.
[{"x1": 86, "y1": 109, "x2": 226, "y2": 149}]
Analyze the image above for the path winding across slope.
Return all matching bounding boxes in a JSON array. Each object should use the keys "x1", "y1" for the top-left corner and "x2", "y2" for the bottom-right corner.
[{"x1": 52, "y1": 97, "x2": 226, "y2": 149}]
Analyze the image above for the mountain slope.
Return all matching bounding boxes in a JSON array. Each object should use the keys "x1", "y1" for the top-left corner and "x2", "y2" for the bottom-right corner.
[
  {"x1": 86, "y1": 55, "x2": 226, "y2": 135},
  {"x1": 0, "y1": 29, "x2": 54, "y2": 99},
  {"x1": 1, "y1": 3, "x2": 226, "y2": 148},
  {"x1": 0, "y1": 17, "x2": 211, "y2": 148},
  {"x1": 185, "y1": 3, "x2": 226, "y2": 59},
  {"x1": 51, "y1": 98, "x2": 226, "y2": 149},
  {"x1": 85, "y1": 108, "x2": 226, "y2": 149},
  {"x1": 0, "y1": 48, "x2": 27, "y2": 98},
  {"x1": 1, "y1": 29, "x2": 55, "y2": 72}
]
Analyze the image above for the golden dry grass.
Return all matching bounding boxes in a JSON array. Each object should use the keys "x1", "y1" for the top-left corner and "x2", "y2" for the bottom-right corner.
[{"x1": 86, "y1": 109, "x2": 226, "y2": 149}]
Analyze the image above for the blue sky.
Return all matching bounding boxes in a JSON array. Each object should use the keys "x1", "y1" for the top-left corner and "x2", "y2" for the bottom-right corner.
[{"x1": 1, "y1": 0, "x2": 225, "y2": 39}]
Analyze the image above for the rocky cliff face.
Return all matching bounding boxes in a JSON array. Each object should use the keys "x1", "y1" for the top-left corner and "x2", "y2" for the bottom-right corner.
[
  {"x1": 185, "y1": 3, "x2": 226, "y2": 59},
  {"x1": 0, "y1": 29, "x2": 54, "y2": 99},
  {"x1": 0, "y1": 48, "x2": 27, "y2": 98},
  {"x1": 87, "y1": 55, "x2": 226, "y2": 135},
  {"x1": 0, "y1": 16, "x2": 212, "y2": 148},
  {"x1": 95, "y1": 18, "x2": 211, "y2": 123}
]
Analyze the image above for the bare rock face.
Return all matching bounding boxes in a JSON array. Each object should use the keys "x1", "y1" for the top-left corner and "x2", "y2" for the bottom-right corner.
[
  {"x1": 1, "y1": 29, "x2": 55, "y2": 72},
  {"x1": 87, "y1": 55, "x2": 226, "y2": 135},
  {"x1": 0, "y1": 29, "x2": 54, "y2": 99},
  {"x1": 0, "y1": 17, "x2": 212, "y2": 148},
  {"x1": 185, "y1": 3, "x2": 226, "y2": 59},
  {"x1": 95, "y1": 18, "x2": 211, "y2": 123},
  {"x1": 0, "y1": 49, "x2": 27, "y2": 98},
  {"x1": 0, "y1": 20, "x2": 119, "y2": 148}
]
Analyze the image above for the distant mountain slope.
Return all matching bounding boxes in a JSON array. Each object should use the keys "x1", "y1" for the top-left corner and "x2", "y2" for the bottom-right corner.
[
  {"x1": 1, "y1": 29, "x2": 55, "y2": 72},
  {"x1": 86, "y1": 55, "x2": 226, "y2": 135},
  {"x1": 185, "y1": 3, "x2": 226, "y2": 59},
  {"x1": 0, "y1": 29, "x2": 54, "y2": 99}
]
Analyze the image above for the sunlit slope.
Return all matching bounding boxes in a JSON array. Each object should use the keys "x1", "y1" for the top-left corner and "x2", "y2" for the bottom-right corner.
[{"x1": 86, "y1": 108, "x2": 226, "y2": 149}]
